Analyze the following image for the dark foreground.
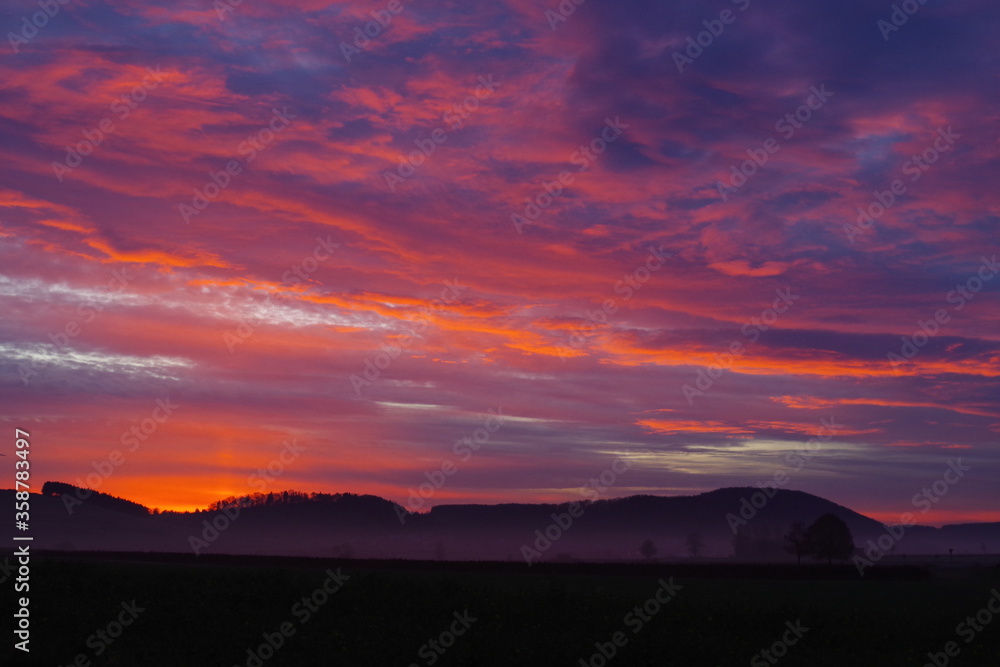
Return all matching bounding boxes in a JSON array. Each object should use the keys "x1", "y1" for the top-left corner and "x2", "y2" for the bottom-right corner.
[{"x1": 6, "y1": 551, "x2": 1000, "y2": 666}]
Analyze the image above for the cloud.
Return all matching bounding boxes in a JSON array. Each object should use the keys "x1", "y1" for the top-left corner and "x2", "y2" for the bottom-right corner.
[{"x1": 0, "y1": 0, "x2": 997, "y2": 521}]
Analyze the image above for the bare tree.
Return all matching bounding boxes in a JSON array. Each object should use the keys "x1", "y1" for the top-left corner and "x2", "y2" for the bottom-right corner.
[
  {"x1": 783, "y1": 522, "x2": 807, "y2": 565},
  {"x1": 686, "y1": 531, "x2": 704, "y2": 558},
  {"x1": 640, "y1": 538, "x2": 658, "y2": 560}
]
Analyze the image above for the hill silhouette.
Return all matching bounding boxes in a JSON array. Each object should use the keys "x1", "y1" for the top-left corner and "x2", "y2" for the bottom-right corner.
[{"x1": 8, "y1": 483, "x2": 997, "y2": 561}]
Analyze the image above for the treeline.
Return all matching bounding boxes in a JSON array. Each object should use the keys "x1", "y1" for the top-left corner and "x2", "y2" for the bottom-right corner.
[
  {"x1": 734, "y1": 514, "x2": 856, "y2": 565},
  {"x1": 41, "y1": 481, "x2": 151, "y2": 516},
  {"x1": 207, "y1": 491, "x2": 352, "y2": 511}
]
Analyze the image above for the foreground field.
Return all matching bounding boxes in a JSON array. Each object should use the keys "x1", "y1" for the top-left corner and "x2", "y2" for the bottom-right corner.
[{"x1": 9, "y1": 552, "x2": 1000, "y2": 666}]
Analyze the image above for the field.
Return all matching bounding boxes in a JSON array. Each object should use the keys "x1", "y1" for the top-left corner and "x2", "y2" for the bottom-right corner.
[{"x1": 9, "y1": 552, "x2": 1000, "y2": 666}]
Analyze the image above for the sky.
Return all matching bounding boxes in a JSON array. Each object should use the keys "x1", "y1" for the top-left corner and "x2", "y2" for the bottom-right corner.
[{"x1": 0, "y1": 0, "x2": 998, "y2": 524}]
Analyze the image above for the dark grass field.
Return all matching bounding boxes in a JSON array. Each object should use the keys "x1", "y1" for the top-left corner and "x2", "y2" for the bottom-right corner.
[{"x1": 7, "y1": 552, "x2": 1000, "y2": 666}]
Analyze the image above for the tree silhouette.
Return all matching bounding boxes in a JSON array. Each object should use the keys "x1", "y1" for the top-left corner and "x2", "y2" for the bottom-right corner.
[
  {"x1": 639, "y1": 538, "x2": 658, "y2": 560},
  {"x1": 802, "y1": 514, "x2": 855, "y2": 565},
  {"x1": 783, "y1": 522, "x2": 807, "y2": 565},
  {"x1": 686, "y1": 531, "x2": 704, "y2": 558}
]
